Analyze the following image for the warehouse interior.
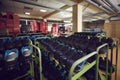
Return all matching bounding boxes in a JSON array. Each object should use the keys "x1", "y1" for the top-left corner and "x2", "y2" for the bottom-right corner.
[{"x1": 0, "y1": 0, "x2": 120, "y2": 80}]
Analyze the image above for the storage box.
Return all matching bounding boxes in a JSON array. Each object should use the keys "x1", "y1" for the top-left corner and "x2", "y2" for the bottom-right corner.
[
  {"x1": 40, "y1": 21, "x2": 48, "y2": 33},
  {"x1": 13, "y1": 27, "x2": 20, "y2": 32},
  {"x1": 0, "y1": 21, "x2": 5, "y2": 28},
  {"x1": 7, "y1": 27, "x2": 14, "y2": 33},
  {"x1": 6, "y1": 19, "x2": 14, "y2": 27},
  {"x1": 0, "y1": 28, "x2": 9, "y2": 35}
]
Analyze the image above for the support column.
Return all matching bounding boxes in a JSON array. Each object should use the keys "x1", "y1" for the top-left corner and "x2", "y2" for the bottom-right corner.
[{"x1": 72, "y1": 4, "x2": 83, "y2": 32}]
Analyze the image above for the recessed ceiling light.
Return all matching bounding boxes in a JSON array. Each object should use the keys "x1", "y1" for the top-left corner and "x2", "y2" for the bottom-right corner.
[
  {"x1": 40, "y1": 9, "x2": 47, "y2": 12},
  {"x1": 25, "y1": 12, "x2": 30, "y2": 15}
]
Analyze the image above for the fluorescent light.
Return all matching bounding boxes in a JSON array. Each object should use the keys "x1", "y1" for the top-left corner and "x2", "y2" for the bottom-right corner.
[
  {"x1": 40, "y1": 9, "x2": 47, "y2": 12},
  {"x1": 64, "y1": 20, "x2": 71, "y2": 23},
  {"x1": 25, "y1": 12, "x2": 30, "y2": 15}
]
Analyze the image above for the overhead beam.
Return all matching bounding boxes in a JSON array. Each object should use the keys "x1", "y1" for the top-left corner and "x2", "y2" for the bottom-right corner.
[
  {"x1": 81, "y1": 1, "x2": 103, "y2": 12},
  {"x1": 12, "y1": 0, "x2": 71, "y2": 12},
  {"x1": 43, "y1": 5, "x2": 70, "y2": 19},
  {"x1": 82, "y1": 1, "x2": 115, "y2": 17},
  {"x1": 43, "y1": 0, "x2": 84, "y2": 19},
  {"x1": 66, "y1": 0, "x2": 114, "y2": 21},
  {"x1": 43, "y1": 0, "x2": 113, "y2": 19},
  {"x1": 88, "y1": 4, "x2": 103, "y2": 12},
  {"x1": 70, "y1": 0, "x2": 84, "y2": 3},
  {"x1": 108, "y1": 14, "x2": 116, "y2": 17},
  {"x1": 56, "y1": 0, "x2": 76, "y2": 6}
]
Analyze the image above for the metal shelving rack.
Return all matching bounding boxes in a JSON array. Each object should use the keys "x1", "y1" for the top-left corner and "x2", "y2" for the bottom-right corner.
[
  {"x1": 0, "y1": 36, "x2": 38, "y2": 80},
  {"x1": 14, "y1": 36, "x2": 35, "y2": 80},
  {"x1": 69, "y1": 51, "x2": 98, "y2": 80},
  {"x1": 69, "y1": 43, "x2": 108, "y2": 80},
  {"x1": 34, "y1": 36, "x2": 108, "y2": 80},
  {"x1": 99, "y1": 39, "x2": 119, "y2": 80},
  {"x1": 29, "y1": 40, "x2": 42, "y2": 80},
  {"x1": 16, "y1": 35, "x2": 119, "y2": 80}
]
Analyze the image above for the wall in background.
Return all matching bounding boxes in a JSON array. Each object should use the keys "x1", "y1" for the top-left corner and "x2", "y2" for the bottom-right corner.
[
  {"x1": 83, "y1": 20, "x2": 104, "y2": 29},
  {"x1": 104, "y1": 20, "x2": 120, "y2": 40}
]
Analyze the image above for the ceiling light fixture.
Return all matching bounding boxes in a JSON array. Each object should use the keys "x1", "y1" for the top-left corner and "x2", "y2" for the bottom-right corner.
[
  {"x1": 64, "y1": 20, "x2": 71, "y2": 23},
  {"x1": 25, "y1": 12, "x2": 30, "y2": 15},
  {"x1": 40, "y1": 9, "x2": 47, "y2": 12}
]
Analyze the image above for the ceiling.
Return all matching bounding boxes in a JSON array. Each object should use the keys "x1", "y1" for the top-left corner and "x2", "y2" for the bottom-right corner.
[{"x1": 0, "y1": 0, "x2": 120, "y2": 22}]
